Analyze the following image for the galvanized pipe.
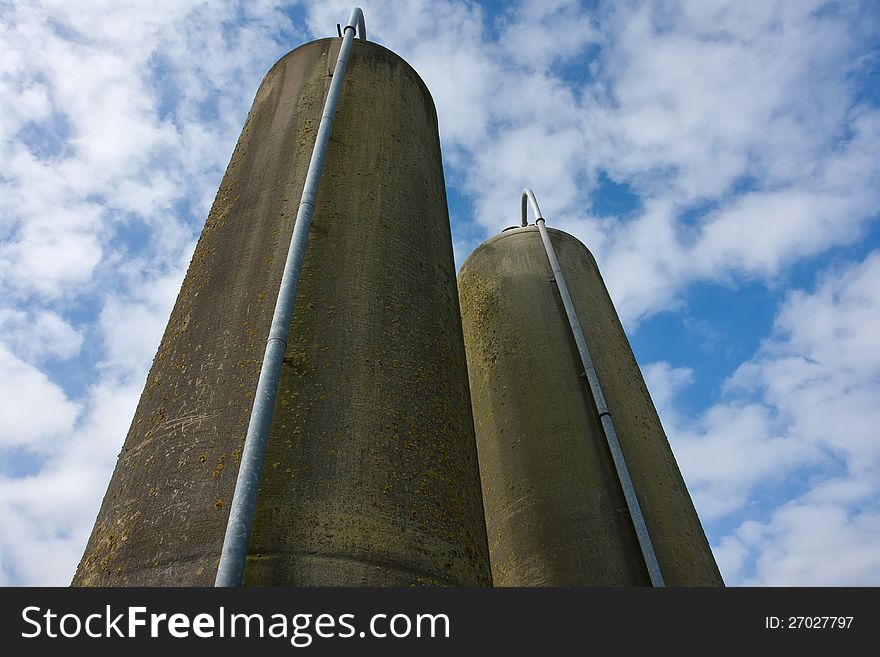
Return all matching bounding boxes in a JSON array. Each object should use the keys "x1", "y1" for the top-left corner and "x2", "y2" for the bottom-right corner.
[
  {"x1": 521, "y1": 188, "x2": 665, "y2": 587},
  {"x1": 215, "y1": 7, "x2": 367, "y2": 587},
  {"x1": 521, "y1": 187, "x2": 540, "y2": 227}
]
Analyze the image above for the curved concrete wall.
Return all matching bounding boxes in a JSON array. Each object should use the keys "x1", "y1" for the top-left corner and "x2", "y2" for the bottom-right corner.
[
  {"x1": 458, "y1": 226, "x2": 722, "y2": 586},
  {"x1": 73, "y1": 38, "x2": 491, "y2": 586}
]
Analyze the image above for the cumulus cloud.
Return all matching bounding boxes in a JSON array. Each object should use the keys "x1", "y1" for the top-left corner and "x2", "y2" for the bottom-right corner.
[
  {"x1": 0, "y1": 345, "x2": 81, "y2": 451},
  {"x1": 650, "y1": 251, "x2": 880, "y2": 584},
  {"x1": 0, "y1": 308, "x2": 83, "y2": 362},
  {"x1": 719, "y1": 502, "x2": 880, "y2": 586},
  {"x1": 350, "y1": 0, "x2": 880, "y2": 325},
  {"x1": 0, "y1": 376, "x2": 144, "y2": 585},
  {"x1": 0, "y1": 0, "x2": 298, "y2": 586},
  {"x1": 1, "y1": 0, "x2": 878, "y2": 586}
]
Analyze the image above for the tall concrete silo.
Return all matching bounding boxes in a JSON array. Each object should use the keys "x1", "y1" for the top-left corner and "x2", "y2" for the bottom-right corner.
[
  {"x1": 458, "y1": 202, "x2": 722, "y2": 586},
  {"x1": 73, "y1": 20, "x2": 491, "y2": 586}
]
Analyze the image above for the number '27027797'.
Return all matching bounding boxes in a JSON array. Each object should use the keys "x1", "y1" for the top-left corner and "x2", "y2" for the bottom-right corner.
[{"x1": 765, "y1": 616, "x2": 853, "y2": 629}]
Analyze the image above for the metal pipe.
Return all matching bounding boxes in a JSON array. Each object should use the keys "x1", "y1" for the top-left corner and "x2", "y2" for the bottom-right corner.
[
  {"x1": 521, "y1": 187, "x2": 541, "y2": 226},
  {"x1": 215, "y1": 7, "x2": 367, "y2": 587},
  {"x1": 522, "y1": 188, "x2": 665, "y2": 587}
]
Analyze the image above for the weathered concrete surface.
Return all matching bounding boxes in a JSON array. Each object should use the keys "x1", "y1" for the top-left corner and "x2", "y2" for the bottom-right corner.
[
  {"x1": 459, "y1": 227, "x2": 722, "y2": 586},
  {"x1": 73, "y1": 38, "x2": 491, "y2": 586}
]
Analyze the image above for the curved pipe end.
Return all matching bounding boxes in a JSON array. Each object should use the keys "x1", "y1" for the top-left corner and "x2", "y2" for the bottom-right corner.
[
  {"x1": 348, "y1": 6, "x2": 367, "y2": 41},
  {"x1": 521, "y1": 188, "x2": 544, "y2": 227}
]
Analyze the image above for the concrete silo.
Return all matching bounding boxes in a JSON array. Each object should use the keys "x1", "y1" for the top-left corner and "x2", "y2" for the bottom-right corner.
[
  {"x1": 73, "y1": 14, "x2": 491, "y2": 586},
  {"x1": 458, "y1": 193, "x2": 722, "y2": 586}
]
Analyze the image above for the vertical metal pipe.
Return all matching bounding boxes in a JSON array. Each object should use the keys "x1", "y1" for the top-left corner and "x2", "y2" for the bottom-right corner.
[
  {"x1": 214, "y1": 7, "x2": 366, "y2": 587},
  {"x1": 522, "y1": 188, "x2": 665, "y2": 587}
]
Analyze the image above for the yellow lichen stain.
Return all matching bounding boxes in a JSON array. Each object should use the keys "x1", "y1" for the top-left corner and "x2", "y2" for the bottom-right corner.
[{"x1": 212, "y1": 453, "x2": 227, "y2": 478}]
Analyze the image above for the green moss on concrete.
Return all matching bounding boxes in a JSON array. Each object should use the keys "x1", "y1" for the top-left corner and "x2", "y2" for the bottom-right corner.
[
  {"x1": 459, "y1": 227, "x2": 723, "y2": 586},
  {"x1": 72, "y1": 38, "x2": 490, "y2": 587}
]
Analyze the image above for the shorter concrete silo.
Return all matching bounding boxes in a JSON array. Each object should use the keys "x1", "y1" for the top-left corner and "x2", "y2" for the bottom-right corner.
[{"x1": 458, "y1": 220, "x2": 722, "y2": 586}]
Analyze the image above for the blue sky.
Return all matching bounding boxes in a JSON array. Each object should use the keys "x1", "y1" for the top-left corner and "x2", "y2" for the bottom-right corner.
[{"x1": 1, "y1": 0, "x2": 879, "y2": 585}]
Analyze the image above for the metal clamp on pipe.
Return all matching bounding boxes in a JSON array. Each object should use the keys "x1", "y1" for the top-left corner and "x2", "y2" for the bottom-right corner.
[
  {"x1": 215, "y1": 7, "x2": 367, "y2": 588},
  {"x1": 521, "y1": 187, "x2": 665, "y2": 587}
]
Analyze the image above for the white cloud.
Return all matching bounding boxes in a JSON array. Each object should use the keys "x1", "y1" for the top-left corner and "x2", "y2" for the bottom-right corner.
[
  {"x1": 382, "y1": 0, "x2": 880, "y2": 325},
  {"x1": 1, "y1": 0, "x2": 878, "y2": 587},
  {"x1": 97, "y1": 249, "x2": 192, "y2": 379},
  {"x1": 0, "y1": 345, "x2": 81, "y2": 450},
  {"x1": 498, "y1": 0, "x2": 599, "y2": 71},
  {"x1": 0, "y1": 376, "x2": 143, "y2": 585},
  {"x1": 0, "y1": 308, "x2": 83, "y2": 362},
  {"x1": 642, "y1": 360, "x2": 692, "y2": 415},
  {"x1": 0, "y1": 0, "x2": 299, "y2": 586},
  {"x1": 591, "y1": 0, "x2": 867, "y2": 196},
  {"x1": 0, "y1": 0, "x2": 299, "y2": 302},
  {"x1": 722, "y1": 503, "x2": 880, "y2": 586},
  {"x1": 739, "y1": 254, "x2": 880, "y2": 473},
  {"x1": 652, "y1": 251, "x2": 880, "y2": 584},
  {"x1": 647, "y1": 361, "x2": 819, "y2": 519}
]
